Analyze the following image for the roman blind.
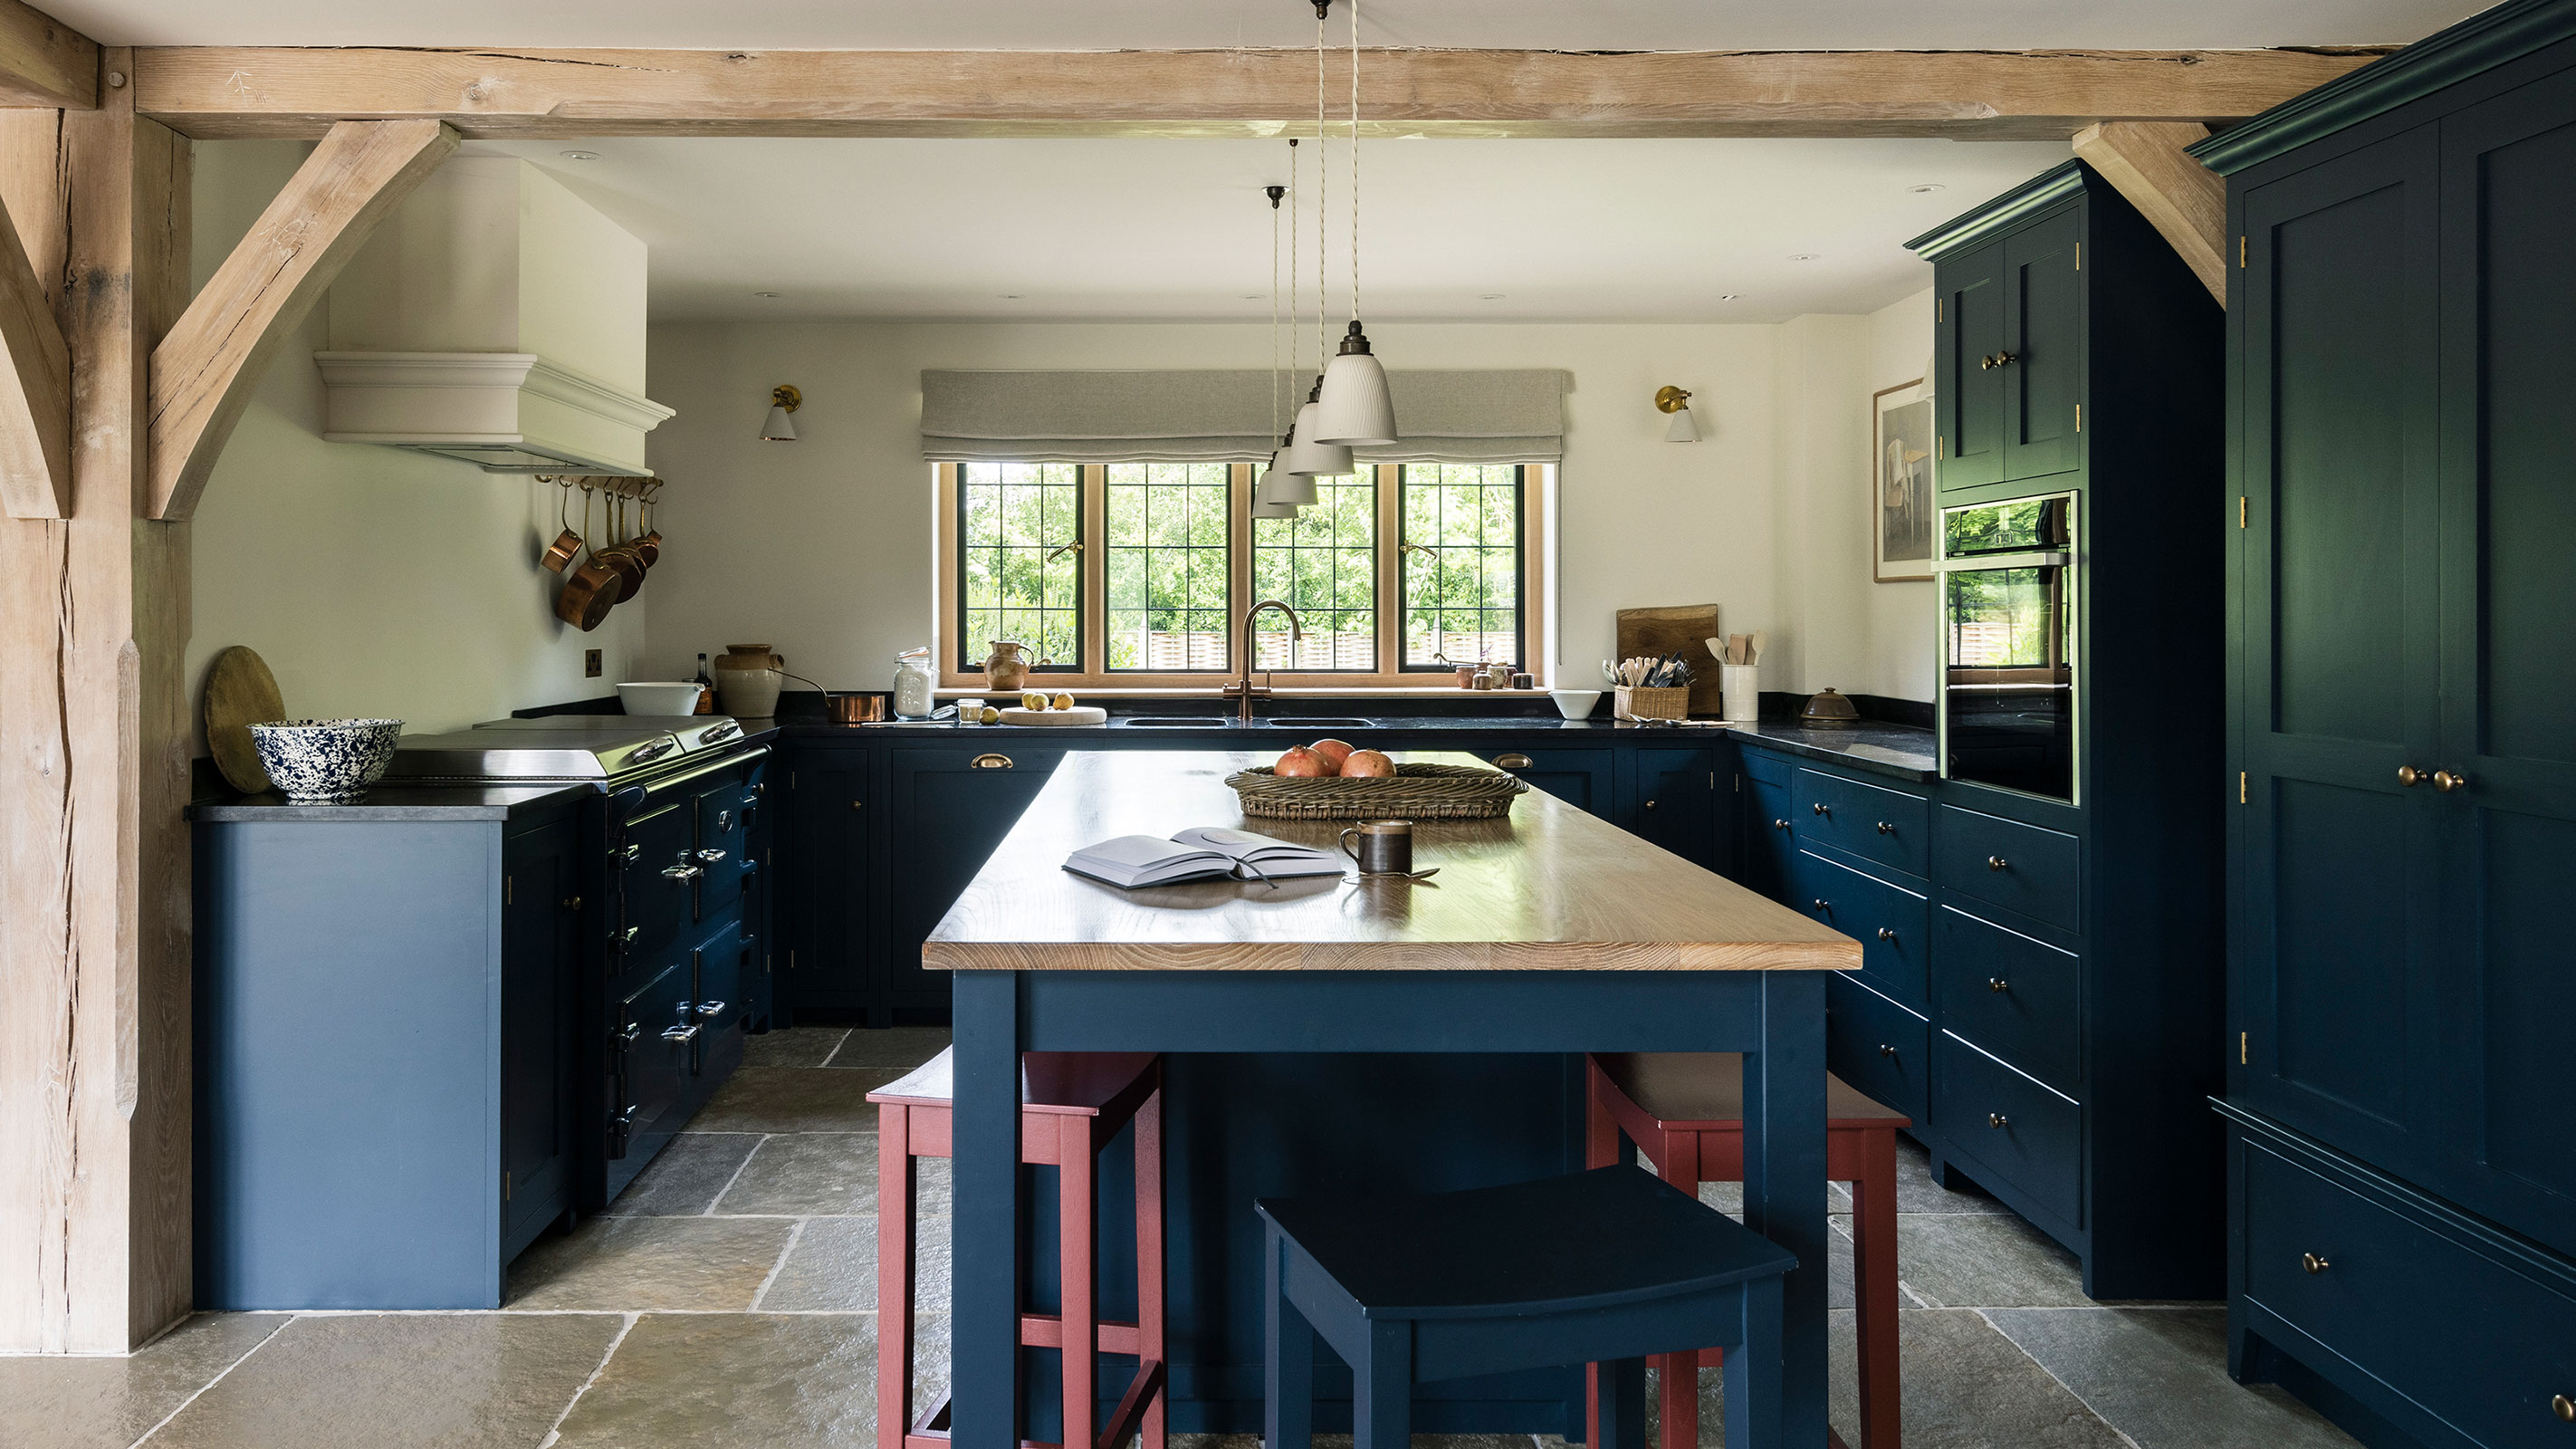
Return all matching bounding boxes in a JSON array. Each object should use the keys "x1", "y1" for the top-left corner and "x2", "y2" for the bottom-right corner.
[{"x1": 919, "y1": 369, "x2": 1569, "y2": 465}]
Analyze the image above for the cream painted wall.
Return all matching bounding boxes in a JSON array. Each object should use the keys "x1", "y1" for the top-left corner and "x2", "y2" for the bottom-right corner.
[
  {"x1": 184, "y1": 141, "x2": 649, "y2": 742},
  {"x1": 1864, "y1": 291, "x2": 1939, "y2": 700}
]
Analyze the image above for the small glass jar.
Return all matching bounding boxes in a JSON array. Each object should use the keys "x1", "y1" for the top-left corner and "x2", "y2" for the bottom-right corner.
[{"x1": 893, "y1": 648, "x2": 937, "y2": 719}]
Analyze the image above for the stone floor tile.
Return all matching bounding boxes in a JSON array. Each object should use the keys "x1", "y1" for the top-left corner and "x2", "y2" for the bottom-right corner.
[
  {"x1": 602, "y1": 1132, "x2": 762, "y2": 1216},
  {"x1": 1891, "y1": 1136, "x2": 2010, "y2": 1214},
  {"x1": 715, "y1": 1132, "x2": 876, "y2": 1216},
  {"x1": 824, "y1": 1025, "x2": 953, "y2": 1071},
  {"x1": 548, "y1": 1312, "x2": 878, "y2": 1448},
  {"x1": 1830, "y1": 1307, "x2": 2130, "y2": 1449},
  {"x1": 148, "y1": 1312, "x2": 619, "y2": 1449},
  {"x1": 0, "y1": 1312, "x2": 288, "y2": 1449},
  {"x1": 508, "y1": 1215, "x2": 797, "y2": 1311},
  {"x1": 1895, "y1": 1210, "x2": 2091, "y2": 1309},
  {"x1": 742, "y1": 1027, "x2": 849, "y2": 1069},
  {"x1": 1984, "y1": 1307, "x2": 2359, "y2": 1449},
  {"x1": 761, "y1": 1216, "x2": 867, "y2": 1312},
  {"x1": 688, "y1": 1066, "x2": 895, "y2": 1132}
]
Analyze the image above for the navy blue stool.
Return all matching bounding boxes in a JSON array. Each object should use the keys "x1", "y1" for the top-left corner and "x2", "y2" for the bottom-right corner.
[{"x1": 1259, "y1": 1166, "x2": 1797, "y2": 1449}]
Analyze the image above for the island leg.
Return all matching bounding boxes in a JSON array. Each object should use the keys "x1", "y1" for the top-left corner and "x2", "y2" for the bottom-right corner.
[
  {"x1": 952, "y1": 970, "x2": 1022, "y2": 1449},
  {"x1": 1739, "y1": 971, "x2": 1828, "y2": 1449}
]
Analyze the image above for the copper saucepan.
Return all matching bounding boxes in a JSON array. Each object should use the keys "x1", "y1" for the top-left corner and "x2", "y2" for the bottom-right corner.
[
  {"x1": 552, "y1": 487, "x2": 625, "y2": 630},
  {"x1": 593, "y1": 492, "x2": 647, "y2": 602},
  {"x1": 633, "y1": 487, "x2": 662, "y2": 568},
  {"x1": 539, "y1": 478, "x2": 583, "y2": 573}
]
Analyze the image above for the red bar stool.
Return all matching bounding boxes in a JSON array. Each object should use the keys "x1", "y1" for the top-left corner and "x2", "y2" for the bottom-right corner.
[
  {"x1": 870, "y1": 1046, "x2": 1166, "y2": 1449},
  {"x1": 1586, "y1": 1052, "x2": 1909, "y2": 1449}
]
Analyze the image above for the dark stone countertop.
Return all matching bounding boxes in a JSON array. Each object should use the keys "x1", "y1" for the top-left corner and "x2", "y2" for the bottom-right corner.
[
  {"x1": 189, "y1": 782, "x2": 599, "y2": 822},
  {"x1": 1723, "y1": 721, "x2": 1939, "y2": 782},
  {"x1": 770, "y1": 712, "x2": 1670, "y2": 738}
]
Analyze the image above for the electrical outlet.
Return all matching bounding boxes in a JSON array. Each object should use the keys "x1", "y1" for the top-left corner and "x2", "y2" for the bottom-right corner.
[{"x1": 584, "y1": 649, "x2": 603, "y2": 678}]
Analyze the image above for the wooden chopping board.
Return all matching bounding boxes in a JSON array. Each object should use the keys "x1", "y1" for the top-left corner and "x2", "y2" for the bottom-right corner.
[
  {"x1": 203, "y1": 645, "x2": 285, "y2": 793},
  {"x1": 1616, "y1": 605, "x2": 1723, "y2": 716}
]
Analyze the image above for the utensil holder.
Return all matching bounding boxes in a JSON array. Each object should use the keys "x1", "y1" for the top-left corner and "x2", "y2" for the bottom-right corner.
[
  {"x1": 1613, "y1": 686, "x2": 1689, "y2": 722},
  {"x1": 1721, "y1": 666, "x2": 1760, "y2": 724}
]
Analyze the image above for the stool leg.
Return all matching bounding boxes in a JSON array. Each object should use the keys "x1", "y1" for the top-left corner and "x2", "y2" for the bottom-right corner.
[
  {"x1": 1264, "y1": 1227, "x2": 1313, "y2": 1449},
  {"x1": 1654, "y1": 1129, "x2": 1704, "y2": 1449},
  {"x1": 1060, "y1": 1115, "x2": 1096, "y2": 1449},
  {"x1": 1853, "y1": 1128, "x2": 1901, "y2": 1449},
  {"x1": 1134, "y1": 1080, "x2": 1166, "y2": 1449},
  {"x1": 1723, "y1": 1274, "x2": 1785, "y2": 1449},
  {"x1": 876, "y1": 1105, "x2": 915, "y2": 1449},
  {"x1": 1597, "y1": 1357, "x2": 1646, "y2": 1449},
  {"x1": 1355, "y1": 1318, "x2": 1412, "y2": 1449}
]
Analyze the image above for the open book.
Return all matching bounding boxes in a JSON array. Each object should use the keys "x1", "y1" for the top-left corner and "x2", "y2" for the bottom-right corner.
[{"x1": 1064, "y1": 826, "x2": 1344, "y2": 889}]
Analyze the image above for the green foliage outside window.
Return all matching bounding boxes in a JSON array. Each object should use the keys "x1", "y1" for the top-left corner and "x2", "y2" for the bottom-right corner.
[
  {"x1": 1401, "y1": 464, "x2": 1523, "y2": 668},
  {"x1": 958, "y1": 462, "x2": 1081, "y2": 672},
  {"x1": 1106, "y1": 463, "x2": 1232, "y2": 671},
  {"x1": 1251, "y1": 472, "x2": 1376, "y2": 671}
]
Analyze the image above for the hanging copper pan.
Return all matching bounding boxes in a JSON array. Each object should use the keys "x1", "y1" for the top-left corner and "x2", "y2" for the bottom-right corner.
[
  {"x1": 553, "y1": 487, "x2": 625, "y2": 630},
  {"x1": 592, "y1": 490, "x2": 647, "y2": 601},
  {"x1": 632, "y1": 484, "x2": 662, "y2": 567}
]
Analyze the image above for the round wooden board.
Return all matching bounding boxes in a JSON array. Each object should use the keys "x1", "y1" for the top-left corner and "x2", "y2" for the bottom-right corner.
[
  {"x1": 203, "y1": 645, "x2": 285, "y2": 793},
  {"x1": 995, "y1": 705, "x2": 1109, "y2": 727}
]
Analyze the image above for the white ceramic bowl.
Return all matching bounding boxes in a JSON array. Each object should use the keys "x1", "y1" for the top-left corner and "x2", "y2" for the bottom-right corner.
[
  {"x1": 1549, "y1": 689, "x2": 1604, "y2": 721},
  {"x1": 246, "y1": 719, "x2": 404, "y2": 803},
  {"x1": 618, "y1": 681, "x2": 705, "y2": 716}
]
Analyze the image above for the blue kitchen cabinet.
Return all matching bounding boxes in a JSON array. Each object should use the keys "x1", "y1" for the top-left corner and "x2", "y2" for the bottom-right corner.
[
  {"x1": 1934, "y1": 236, "x2": 2008, "y2": 492},
  {"x1": 1626, "y1": 744, "x2": 1726, "y2": 872},
  {"x1": 1473, "y1": 744, "x2": 1618, "y2": 821},
  {"x1": 881, "y1": 744, "x2": 1066, "y2": 1011},
  {"x1": 780, "y1": 753, "x2": 874, "y2": 1017}
]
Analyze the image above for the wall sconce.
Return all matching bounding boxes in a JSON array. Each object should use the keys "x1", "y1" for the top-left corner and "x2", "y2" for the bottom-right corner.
[
  {"x1": 1655, "y1": 385, "x2": 1700, "y2": 443},
  {"x1": 761, "y1": 384, "x2": 802, "y2": 442}
]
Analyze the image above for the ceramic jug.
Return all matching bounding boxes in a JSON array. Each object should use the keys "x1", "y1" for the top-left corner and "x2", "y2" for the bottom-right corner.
[
  {"x1": 713, "y1": 644, "x2": 785, "y2": 718},
  {"x1": 982, "y1": 640, "x2": 1038, "y2": 693}
]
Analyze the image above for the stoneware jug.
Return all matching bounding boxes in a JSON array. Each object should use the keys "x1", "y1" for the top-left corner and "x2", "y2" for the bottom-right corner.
[
  {"x1": 713, "y1": 643, "x2": 785, "y2": 718},
  {"x1": 982, "y1": 640, "x2": 1038, "y2": 693}
]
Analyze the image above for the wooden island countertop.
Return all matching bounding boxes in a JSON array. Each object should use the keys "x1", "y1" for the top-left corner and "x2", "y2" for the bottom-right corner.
[{"x1": 924, "y1": 749, "x2": 1856, "y2": 973}]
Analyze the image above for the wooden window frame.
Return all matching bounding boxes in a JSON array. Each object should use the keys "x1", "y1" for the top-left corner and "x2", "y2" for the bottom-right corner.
[{"x1": 936, "y1": 461, "x2": 1551, "y2": 693}]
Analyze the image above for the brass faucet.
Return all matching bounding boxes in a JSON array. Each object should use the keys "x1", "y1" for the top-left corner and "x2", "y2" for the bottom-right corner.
[{"x1": 1227, "y1": 599, "x2": 1306, "y2": 724}]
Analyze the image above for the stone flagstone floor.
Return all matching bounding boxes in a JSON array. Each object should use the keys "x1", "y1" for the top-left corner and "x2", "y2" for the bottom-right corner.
[{"x1": 2, "y1": 1025, "x2": 2359, "y2": 1448}]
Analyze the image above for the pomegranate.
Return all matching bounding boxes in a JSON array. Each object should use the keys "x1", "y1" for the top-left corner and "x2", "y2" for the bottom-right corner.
[
  {"x1": 1273, "y1": 745, "x2": 1330, "y2": 778},
  {"x1": 1309, "y1": 738, "x2": 1355, "y2": 772},
  {"x1": 1339, "y1": 749, "x2": 1395, "y2": 778}
]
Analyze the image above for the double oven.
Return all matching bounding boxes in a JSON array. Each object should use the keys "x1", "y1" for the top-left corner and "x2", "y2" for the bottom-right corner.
[{"x1": 1938, "y1": 493, "x2": 2077, "y2": 804}]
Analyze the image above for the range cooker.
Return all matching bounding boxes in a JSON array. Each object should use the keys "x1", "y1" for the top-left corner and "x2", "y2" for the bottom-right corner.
[{"x1": 388, "y1": 715, "x2": 774, "y2": 1204}]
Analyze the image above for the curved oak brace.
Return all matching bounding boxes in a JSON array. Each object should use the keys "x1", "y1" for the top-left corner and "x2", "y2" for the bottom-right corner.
[
  {"x1": 0, "y1": 188, "x2": 70, "y2": 516},
  {"x1": 0, "y1": 0, "x2": 96, "y2": 110},
  {"x1": 2073, "y1": 120, "x2": 2229, "y2": 306},
  {"x1": 145, "y1": 117, "x2": 455, "y2": 522}
]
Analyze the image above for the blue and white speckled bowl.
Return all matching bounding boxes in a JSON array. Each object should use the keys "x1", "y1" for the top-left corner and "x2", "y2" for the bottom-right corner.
[{"x1": 246, "y1": 719, "x2": 404, "y2": 802}]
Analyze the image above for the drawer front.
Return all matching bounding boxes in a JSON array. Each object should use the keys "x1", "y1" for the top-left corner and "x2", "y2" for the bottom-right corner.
[
  {"x1": 1827, "y1": 975, "x2": 1929, "y2": 1124},
  {"x1": 1935, "y1": 906, "x2": 2082, "y2": 1094},
  {"x1": 1936, "y1": 806, "x2": 2081, "y2": 933},
  {"x1": 1934, "y1": 1032, "x2": 2081, "y2": 1224},
  {"x1": 1738, "y1": 746, "x2": 1793, "y2": 788},
  {"x1": 1793, "y1": 768, "x2": 1930, "y2": 878},
  {"x1": 693, "y1": 774, "x2": 754, "y2": 922},
  {"x1": 685, "y1": 912, "x2": 747, "y2": 1079},
  {"x1": 1795, "y1": 850, "x2": 1930, "y2": 1006},
  {"x1": 2245, "y1": 1140, "x2": 2576, "y2": 1448}
]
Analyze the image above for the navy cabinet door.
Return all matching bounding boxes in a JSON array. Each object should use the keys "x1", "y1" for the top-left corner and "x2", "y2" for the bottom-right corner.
[
  {"x1": 2433, "y1": 74, "x2": 2576, "y2": 1252},
  {"x1": 1630, "y1": 746, "x2": 1723, "y2": 870},
  {"x1": 2236, "y1": 125, "x2": 2446, "y2": 1179},
  {"x1": 2003, "y1": 206, "x2": 2083, "y2": 482},
  {"x1": 1476, "y1": 746, "x2": 1616, "y2": 820},
  {"x1": 1739, "y1": 774, "x2": 1796, "y2": 901},
  {"x1": 785, "y1": 758, "x2": 872, "y2": 1017},
  {"x1": 502, "y1": 822, "x2": 576, "y2": 1245},
  {"x1": 1938, "y1": 237, "x2": 2007, "y2": 491},
  {"x1": 883, "y1": 746, "x2": 1063, "y2": 1003}
]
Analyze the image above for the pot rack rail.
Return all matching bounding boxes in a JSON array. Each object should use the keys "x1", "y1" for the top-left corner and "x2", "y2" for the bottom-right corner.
[{"x1": 537, "y1": 474, "x2": 664, "y2": 501}]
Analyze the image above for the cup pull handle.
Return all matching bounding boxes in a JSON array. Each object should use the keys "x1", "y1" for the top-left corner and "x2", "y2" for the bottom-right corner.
[
  {"x1": 1495, "y1": 753, "x2": 1534, "y2": 770},
  {"x1": 972, "y1": 753, "x2": 1014, "y2": 770}
]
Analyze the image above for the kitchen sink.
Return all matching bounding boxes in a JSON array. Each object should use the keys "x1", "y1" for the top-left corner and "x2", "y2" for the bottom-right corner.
[
  {"x1": 1265, "y1": 716, "x2": 1374, "y2": 728},
  {"x1": 1123, "y1": 716, "x2": 1231, "y2": 727}
]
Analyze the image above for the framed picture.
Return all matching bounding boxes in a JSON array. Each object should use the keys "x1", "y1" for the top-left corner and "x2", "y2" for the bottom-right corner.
[{"x1": 1872, "y1": 378, "x2": 1936, "y2": 583}]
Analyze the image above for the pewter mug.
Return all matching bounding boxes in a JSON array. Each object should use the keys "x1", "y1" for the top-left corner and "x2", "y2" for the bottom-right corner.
[{"x1": 1338, "y1": 819, "x2": 1413, "y2": 876}]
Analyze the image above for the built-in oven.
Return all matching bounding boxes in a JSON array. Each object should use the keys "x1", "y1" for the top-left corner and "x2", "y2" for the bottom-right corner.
[{"x1": 1938, "y1": 492, "x2": 2077, "y2": 804}]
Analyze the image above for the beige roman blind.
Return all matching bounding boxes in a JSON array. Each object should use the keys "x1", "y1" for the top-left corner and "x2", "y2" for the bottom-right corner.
[{"x1": 918, "y1": 369, "x2": 1570, "y2": 465}]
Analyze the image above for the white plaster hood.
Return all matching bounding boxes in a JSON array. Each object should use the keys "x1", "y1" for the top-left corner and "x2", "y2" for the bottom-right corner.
[{"x1": 319, "y1": 156, "x2": 672, "y2": 475}]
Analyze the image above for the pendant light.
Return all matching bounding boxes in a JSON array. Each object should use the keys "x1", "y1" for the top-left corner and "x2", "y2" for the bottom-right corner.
[
  {"x1": 1277, "y1": 98, "x2": 1345, "y2": 483},
  {"x1": 1252, "y1": 173, "x2": 1301, "y2": 518},
  {"x1": 1312, "y1": 0, "x2": 1398, "y2": 446}
]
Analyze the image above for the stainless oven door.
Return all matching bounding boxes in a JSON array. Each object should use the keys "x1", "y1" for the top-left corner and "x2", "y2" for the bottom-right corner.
[{"x1": 1939, "y1": 494, "x2": 2076, "y2": 803}]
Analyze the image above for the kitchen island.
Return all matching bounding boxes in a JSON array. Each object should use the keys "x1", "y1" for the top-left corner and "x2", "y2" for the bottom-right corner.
[{"x1": 925, "y1": 749, "x2": 1856, "y2": 1446}]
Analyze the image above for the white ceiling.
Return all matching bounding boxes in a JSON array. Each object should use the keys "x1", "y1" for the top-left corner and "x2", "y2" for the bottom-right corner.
[
  {"x1": 62, "y1": 0, "x2": 2484, "y2": 50},
  {"x1": 465, "y1": 135, "x2": 2076, "y2": 324}
]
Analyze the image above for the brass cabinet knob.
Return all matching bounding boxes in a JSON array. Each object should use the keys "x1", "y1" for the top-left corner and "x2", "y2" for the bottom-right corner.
[
  {"x1": 1995, "y1": 350, "x2": 2017, "y2": 367},
  {"x1": 1496, "y1": 753, "x2": 1534, "y2": 769},
  {"x1": 1876, "y1": 820, "x2": 1897, "y2": 834},
  {"x1": 1987, "y1": 855, "x2": 2010, "y2": 871},
  {"x1": 1988, "y1": 976, "x2": 2009, "y2": 993},
  {"x1": 1643, "y1": 799, "x2": 1658, "y2": 811},
  {"x1": 1772, "y1": 818, "x2": 1792, "y2": 831},
  {"x1": 560, "y1": 896, "x2": 582, "y2": 911},
  {"x1": 850, "y1": 799, "x2": 864, "y2": 811},
  {"x1": 972, "y1": 753, "x2": 1014, "y2": 770},
  {"x1": 1812, "y1": 897, "x2": 1833, "y2": 915},
  {"x1": 1878, "y1": 927, "x2": 1898, "y2": 943},
  {"x1": 2301, "y1": 1252, "x2": 2329, "y2": 1275},
  {"x1": 2398, "y1": 765, "x2": 2427, "y2": 788},
  {"x1": 1879, "y1": 1043, "x2": 1899, "y2": 1058},
  {"x1": 2552, "y1": 1393, "x2": 2572, "y2": 1423},
  {"x1": 1988, "y1": 1112, "x2": 2009, "y2": 1128},
  {"x1": 2434, "y1": 769, "x2": 2469, "y2": 792},
  {"x1": 1813, "y1": 801, "x2": 1832, "y2": 816}
]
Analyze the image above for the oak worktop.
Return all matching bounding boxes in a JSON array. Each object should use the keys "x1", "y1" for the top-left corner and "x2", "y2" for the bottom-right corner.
[{"x1": 923, "y1": 749, "x2": 1857, "y2": 973}]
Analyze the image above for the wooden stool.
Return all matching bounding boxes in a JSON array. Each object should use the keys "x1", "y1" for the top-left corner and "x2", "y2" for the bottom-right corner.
[
  {"x1": 1260, "y1": 1166, "x2": 1796, "y2": 1449},
  {"x1": 1589, "y1": 1052, "x2": 1910, "y2": 1449},
  {"x1": 869, "y1": 1047, "x2": 1166, "y2": 1449}
]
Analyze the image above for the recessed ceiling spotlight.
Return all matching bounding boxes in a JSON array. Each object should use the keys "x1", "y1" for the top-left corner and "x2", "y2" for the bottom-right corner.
[
  {"x1": 1717, "y1": 293, "x2": 1744, "y2": 301},
  {"x1": 1242, "y1": 293, "x2": 1264, "y2": 300},
  {"x1": 1480, "y1": 293, "x2": 1507, "y2": 301},
  {"x1": 1788, "y1": 254, "x2": 1823, "y2": 262},
  {"x1": 559, "y1": 149, "x2": 602, "y2": 161},
  {"x1": 752, "y1": 291, "x2": 781, "y2": 299},
  {"x1": 999, "y1": 294, "x2": 1023, "y2": 300},
  {"x1": 1904, "y1": 182, "x2": 1946, "y2": 194}
]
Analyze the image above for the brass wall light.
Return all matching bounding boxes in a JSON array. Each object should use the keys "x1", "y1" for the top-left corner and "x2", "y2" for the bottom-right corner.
[
  {"x1": 761, "y1": 385, "x2": 802, "y2": 442},
  {"x1": 1656, "y1": 385, "x2": 1700, "y2": 443}
]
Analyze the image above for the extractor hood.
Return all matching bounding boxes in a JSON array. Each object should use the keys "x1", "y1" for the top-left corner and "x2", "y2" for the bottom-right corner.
[{"x1": 318, "y1": 156, "x2": 672, "y2": 475}]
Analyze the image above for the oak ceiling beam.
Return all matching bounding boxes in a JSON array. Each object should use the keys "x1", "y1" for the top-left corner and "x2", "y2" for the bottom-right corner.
[
  {"x1": 0, "y1": 188, "x2": 70, "y2": 516},
  {"x1": 130, "y1": 44, "x2": 2392, "y2": 141},
  {"x1": 146, "y1": 117, "x2": 455, "y2": 522},
  {"x1": 0, "y1": 0, "x2": 95, "y2": 110},
  {"x1": 2073, "y1": 120, "x2": 2229, "y2": 305}
]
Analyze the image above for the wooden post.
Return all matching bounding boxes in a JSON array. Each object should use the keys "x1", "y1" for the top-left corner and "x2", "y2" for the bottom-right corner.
[{"x1": 0, "y1": 46, "x2": 195, "y2": 1354}]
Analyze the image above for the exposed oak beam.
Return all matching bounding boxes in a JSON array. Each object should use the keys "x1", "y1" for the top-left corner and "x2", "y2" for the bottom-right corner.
[
  {"x1": 0, "y1": 0, "x2": 95, "y2": 110},
  {"x1": 146, "y1": 117, "x2": 455, "y2": 522},
  {"x1": 131, "y1": 44, "x2": 2392, "y2": 141},
  {"x1": 2073, "y1": 120, "x2": 2229, "y2": 305},
  {"x1": 0, "y1": 186, "x2": 69, "y2": 515}
]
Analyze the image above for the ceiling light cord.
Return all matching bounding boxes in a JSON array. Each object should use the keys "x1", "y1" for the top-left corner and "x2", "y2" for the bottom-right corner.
[
  {"x1": 1316, "y1": 4, "x2": 1329, "y2": 384},
  {"x1": 1349, "y1": 0, "x2": 1361, "y2": 327},
  {"x1": 1270, "y1": 178, "x2": 1283, "y2": 440}
]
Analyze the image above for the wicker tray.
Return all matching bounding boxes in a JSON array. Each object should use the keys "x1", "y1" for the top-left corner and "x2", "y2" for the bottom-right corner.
[{"x1": 1222, "y1": 762, "x2": 1529, "y2": 820}]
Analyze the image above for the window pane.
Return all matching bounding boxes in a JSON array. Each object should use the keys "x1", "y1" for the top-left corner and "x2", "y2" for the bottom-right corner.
[
  {"x1": 958, "y1": 462, "x2": 1081, "y2": 671},
  {"x1": 1251, "y1": 470, "x2": 1376, "y2": 670},
  {"x1": 1401, "y1": 463, "x2": 1524, "y2": 669},
  {"x1": 1106, "y1": 462, "x2": 1231, "y2": 672}
]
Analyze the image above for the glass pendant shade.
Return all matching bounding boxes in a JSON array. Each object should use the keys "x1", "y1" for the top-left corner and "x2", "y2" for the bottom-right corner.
[
  {"x1": 1314, "y1": 322, "x2": 1398, "y2": 446},
  {"x1": 1251, "y1": 456, "x2": 1302, "y2": 517},
  {"x1": 1278, "y1": 401, "x2": 1349, "y2": 480}
]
